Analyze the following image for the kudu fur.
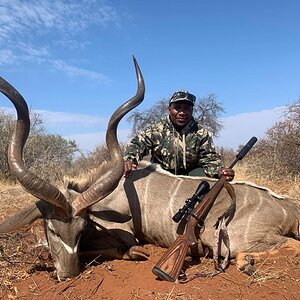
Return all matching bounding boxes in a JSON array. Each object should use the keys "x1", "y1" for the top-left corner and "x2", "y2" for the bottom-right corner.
[
  {"x1": 1, "y1": 58, "x2": 300, "y2": 280},
  {"x1": 86, "y1": 162, "x2": 300, "y2": 274}
]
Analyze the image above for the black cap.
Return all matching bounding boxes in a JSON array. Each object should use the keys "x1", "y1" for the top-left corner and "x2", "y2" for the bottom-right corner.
[{"x1": 169, "y1": 90, "x2": 196, "y2": 106}]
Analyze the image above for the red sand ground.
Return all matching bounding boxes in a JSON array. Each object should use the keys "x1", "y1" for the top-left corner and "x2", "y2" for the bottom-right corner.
[{"x1": 0, "y1": 186, "x2": 299, "y2": 300}]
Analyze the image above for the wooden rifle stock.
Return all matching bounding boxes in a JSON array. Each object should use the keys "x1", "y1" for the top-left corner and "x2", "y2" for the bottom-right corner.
[
  {"x1": 152, "y1": 176, "x2": 226, "y2": 281},
  {"x1": 152, "y1": 137, "x2": 258, "y2": 282}
]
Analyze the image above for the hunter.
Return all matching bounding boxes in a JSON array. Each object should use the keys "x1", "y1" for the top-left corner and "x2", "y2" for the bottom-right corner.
[{"x1": 123, "y1": 90, "x2": 234, "y2": 181}]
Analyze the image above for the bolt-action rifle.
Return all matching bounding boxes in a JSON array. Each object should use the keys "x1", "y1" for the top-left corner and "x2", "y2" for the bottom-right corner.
[{"x1": 152, "y1": 137, "x2": 258, "y2": 282}]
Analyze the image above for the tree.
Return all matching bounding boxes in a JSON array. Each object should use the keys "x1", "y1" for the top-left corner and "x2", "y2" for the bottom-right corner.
[
  {"x1": 127, "y1": 99, "x2": 169, "y2": 137},
  {"x1": 244, "y1": 99, "x2": 300, "y2": 180},
  {"x1": 194, "y1": 93, "x2": 225, "y2": 136},
  {"x1": 0, "y1": 109, "x2": 78, "y2": 182},
  {"x1": 127, "y1": 93, "x2": 224, "y2": 137},
  {"x1": 25, "y1": 134, "x2": 78, "y2": 183},
  {"x1": 70, "y1": 142, "x2": 127, "y2": 177}
]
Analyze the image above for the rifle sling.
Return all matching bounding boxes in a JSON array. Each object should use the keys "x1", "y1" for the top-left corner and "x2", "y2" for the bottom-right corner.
[{"x1": 178, "y1": 183, "x2": 236, "y2": 283}]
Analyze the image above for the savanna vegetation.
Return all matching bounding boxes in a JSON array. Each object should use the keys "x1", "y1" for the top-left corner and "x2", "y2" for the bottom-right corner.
[
  {"x1": 0, "y1": 109, "x2": 77, "y2": 183},
  {"x1": 1, "y1": 96, "x2": 300, "y2": 197}
]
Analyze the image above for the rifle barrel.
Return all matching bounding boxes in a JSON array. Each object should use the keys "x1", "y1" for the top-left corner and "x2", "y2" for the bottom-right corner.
[{"x1": 229, "y1": 136, "x2": 257, "y2": 168}]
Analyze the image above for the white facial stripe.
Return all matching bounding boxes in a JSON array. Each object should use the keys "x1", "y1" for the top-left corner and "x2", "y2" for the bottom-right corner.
[
  {"x1": 47, "y1": 220, "x2": 79, "y2": 254},
  {"x1": 61, "y1": 240, "x2": 78, "y2": 254}
]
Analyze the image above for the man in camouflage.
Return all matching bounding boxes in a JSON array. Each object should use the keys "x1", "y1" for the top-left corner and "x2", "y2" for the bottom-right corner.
[{"x1": 123, "y1": 90, "x2": 234, "y2": 181}]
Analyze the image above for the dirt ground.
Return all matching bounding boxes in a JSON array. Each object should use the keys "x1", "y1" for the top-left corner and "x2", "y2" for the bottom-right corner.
[{"x1": 0, "y1": 185, "x2": 300, "y2": 300}]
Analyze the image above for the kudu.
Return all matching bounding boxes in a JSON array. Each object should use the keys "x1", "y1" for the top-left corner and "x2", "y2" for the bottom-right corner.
[{"x1": 1, "y1": 59, "x2": 300, "y2": 281}]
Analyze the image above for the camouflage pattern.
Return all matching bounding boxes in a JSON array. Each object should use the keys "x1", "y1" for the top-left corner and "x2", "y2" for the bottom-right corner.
[{"x1": 123, "y1": 117, "x2": 224, "y2": 177}]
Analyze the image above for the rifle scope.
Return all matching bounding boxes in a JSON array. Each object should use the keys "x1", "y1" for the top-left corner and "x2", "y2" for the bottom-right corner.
[{"x1": 172, "y1": 181, "x2": 210, "y2": 223}]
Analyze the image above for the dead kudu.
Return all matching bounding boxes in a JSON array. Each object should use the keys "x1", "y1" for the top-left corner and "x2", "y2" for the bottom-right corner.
[
  {"x1": 87, "y1": 162, "x2": 300, "y2": 277},
  {"x1": 1, "y1": 62, "x2": 300, "y2": 281}
]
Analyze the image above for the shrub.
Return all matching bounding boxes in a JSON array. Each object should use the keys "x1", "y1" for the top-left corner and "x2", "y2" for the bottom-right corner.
[{"x1": 0, "y1": 109, "x2": 78, "y2": 183}]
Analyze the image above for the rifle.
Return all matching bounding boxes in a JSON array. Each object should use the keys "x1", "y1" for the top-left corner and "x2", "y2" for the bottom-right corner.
[{"x1": 152, "y1": 137, "x2": 258, "y2": 282}]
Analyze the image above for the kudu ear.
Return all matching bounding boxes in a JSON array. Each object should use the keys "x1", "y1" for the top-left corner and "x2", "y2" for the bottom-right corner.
[
  {"x1": 89, "y1": 209, "x2": 132, "y2": 223},
  {"x1": 0, "y1": 202, "x2": 44, "y2": 233}
]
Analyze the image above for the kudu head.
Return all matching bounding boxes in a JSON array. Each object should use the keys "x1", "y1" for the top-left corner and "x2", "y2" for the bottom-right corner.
[{"x1": 0, "y1": 56, "x2": 145, "y2": 281}]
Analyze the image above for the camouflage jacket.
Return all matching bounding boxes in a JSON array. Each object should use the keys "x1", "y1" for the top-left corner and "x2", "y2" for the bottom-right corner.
[{"x1": 123, "y1": 117, "x2": 224, "y2": 177}]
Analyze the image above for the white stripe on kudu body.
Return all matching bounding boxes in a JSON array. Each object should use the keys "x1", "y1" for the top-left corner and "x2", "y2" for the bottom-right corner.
[{"x1": 91, "y1": 162, "x2": 300, "y2": 264}]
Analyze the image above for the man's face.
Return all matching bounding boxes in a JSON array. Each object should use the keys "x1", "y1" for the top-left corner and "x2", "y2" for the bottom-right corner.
[{"x1": 168, "y1": 102, "x2": 193, "y2": 127}]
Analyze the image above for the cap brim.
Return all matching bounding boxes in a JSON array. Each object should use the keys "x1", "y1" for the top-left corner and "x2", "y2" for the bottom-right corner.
[{"x1": 169, "y1": 98, "x2": 194, "y2": 105}]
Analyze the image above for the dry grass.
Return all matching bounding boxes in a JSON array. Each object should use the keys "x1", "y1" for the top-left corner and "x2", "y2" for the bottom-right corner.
[
  {"x1": 133, "y1": 288, "x2": 195, "y2": 300},
  {"x1": 0, "y1": 182, "x2": 37, "y2": 223},
  {"x1": 0, "y1": 229, "x2": 54, "y2": 297},
  {"x1": 247, "y1": 252, "x2": 300, "y2": 288},
  {"x1": 0, "y1": 182, "x2": 53, "y2": 297},
  {"x1": 234, "y1": 164, "x2": 300, "y2": 199}
]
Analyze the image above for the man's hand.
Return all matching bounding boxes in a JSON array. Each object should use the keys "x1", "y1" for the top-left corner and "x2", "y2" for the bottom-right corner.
[
  {"x1": 124, "y1": 160, "x2": 137, "y2": 177},
  {"x1": 219, "y1": 168, "x2": 235, "y2": 181}
]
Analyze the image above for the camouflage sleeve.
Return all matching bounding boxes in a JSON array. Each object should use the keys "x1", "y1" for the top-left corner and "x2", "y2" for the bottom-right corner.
[
  {"x1": 123, "y1": 129, "x2": 154, "y2": 165},
  {"x1": 197, "y1": 133, "x2": 224, "y2": 178}
]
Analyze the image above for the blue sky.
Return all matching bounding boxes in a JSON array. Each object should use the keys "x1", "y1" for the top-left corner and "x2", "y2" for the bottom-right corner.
[{"x1": 0, "y1": 0, "x2": 299, "y2": 151}]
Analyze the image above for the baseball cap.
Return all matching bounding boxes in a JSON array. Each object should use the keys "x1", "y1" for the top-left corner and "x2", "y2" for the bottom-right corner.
[{"x1": 169, "y1": 90, "x2": 196, "y2": 106}]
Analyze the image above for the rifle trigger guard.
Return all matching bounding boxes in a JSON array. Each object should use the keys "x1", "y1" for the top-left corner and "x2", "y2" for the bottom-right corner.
[{"x1": 197, "y1": 224, "x2": 205, "y2": 234}]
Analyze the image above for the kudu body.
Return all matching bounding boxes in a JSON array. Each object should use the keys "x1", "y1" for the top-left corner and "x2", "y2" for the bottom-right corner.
[
  {"x1": 1, "y1": 57, "x2": 300, "y2": 280},
  {"x1": 84, "y1": 162, "x2": 300, "y2": 274}
]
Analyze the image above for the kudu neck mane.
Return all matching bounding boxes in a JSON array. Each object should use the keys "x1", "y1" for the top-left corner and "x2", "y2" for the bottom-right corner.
[
  {"x1": 64, "y1": 160, "x2": 110, "y2": 194},
  {"x1": 137, "y1": 161, "x2": 289, "y2": 200}
]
